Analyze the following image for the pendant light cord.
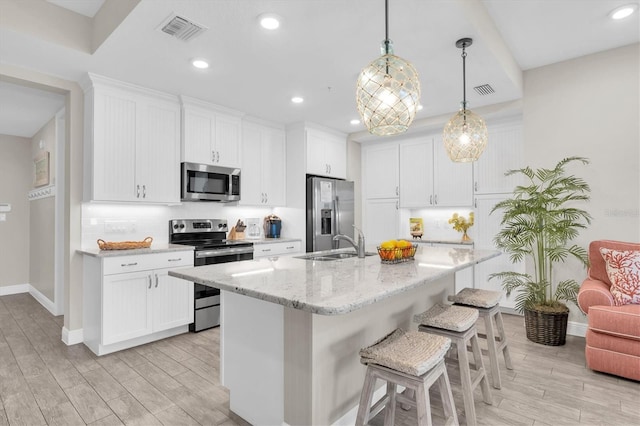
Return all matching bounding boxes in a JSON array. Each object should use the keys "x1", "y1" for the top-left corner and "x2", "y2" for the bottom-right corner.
[
  {"x1": 462, "y1": 45, "x2": 467, "y2": 107},
  {"x1": 384, "y1": 0, "x2": 390, "y2": 54}
]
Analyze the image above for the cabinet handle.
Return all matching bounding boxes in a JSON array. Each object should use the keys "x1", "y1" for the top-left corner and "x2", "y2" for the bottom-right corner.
[
  {"x1": 396, "y1": 186, "x2": 399, "y2": 196},
  {"x1": 148, "y1": 275, "x2": 152, "y2": 289},
  {"x1": 212, "y1": 151, "x2": 215, "y2": 162},
  {"x1": 121, "y1": 262, "x2": 138, "y2": 267},
  {"x1": 136, "y1": 185, "x2": 140, "y2": 198},
  {"x1": 329, "y1": 164, "x2": 331, "y2": 174},
  {"x1": 155, "y1": 274, "x2": 159, "y2": 288},
  {"x1": 286, "y1": 246, "x2": 294, "y2": 250},
  {"x1": 265, "y1": 193, "x2": 268, "y2": 203},
  {"x1": 142, "y1": 185, "x2": 146, "y2": 198},
  {"x1": 475, "y1": 198, "x2": 478, "y2": 208},
  {"x1": 429, "y1": 195, "x2": 433, "y2": 205},
  {"x1": 474, "y1": 181, "x2": 478, "y2": 192},
  {"x1": 396, "y1": 200, "x2": 399, "y2": 210},
  {"x1": 216, "y1": 151, "x2": 220, "y2": 163},
  {"x1": 168, "y1": 258, "x2": 182, "y2": 262},
  {"x1": 434, "y1": 194, "x2": 438, "y2": 205}
]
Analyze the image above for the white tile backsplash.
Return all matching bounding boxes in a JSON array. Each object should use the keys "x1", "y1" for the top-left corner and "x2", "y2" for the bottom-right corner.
[
  {"x1": 82, "y1": 202, "x2": 276, "y2": 249},
  {"x1": 408, "y1": 208, "x2": 474, "y2": 241}
]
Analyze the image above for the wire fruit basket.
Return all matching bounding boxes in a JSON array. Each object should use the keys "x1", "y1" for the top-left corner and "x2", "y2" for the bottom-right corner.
[
  {"x1": 377, "y1": 243, "x2": 417, "y2": 264},
  {"x1": 97, "y1": 236, "x2": 153, "y2": 251}
]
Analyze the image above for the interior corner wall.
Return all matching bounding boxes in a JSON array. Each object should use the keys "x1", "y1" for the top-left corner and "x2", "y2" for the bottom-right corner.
[
  {"x1": 30, "y1": 117, "x2": 56, "y2": 301},
  {"x1": 0, "y1": 134, "x2": 31, "y2": 289},
  {"x1": 523, "y1": 43, "x2": 640, "y2": 324}
]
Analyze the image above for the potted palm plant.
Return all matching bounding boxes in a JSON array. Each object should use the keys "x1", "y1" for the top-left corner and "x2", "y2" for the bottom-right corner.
[{"x1": 490, "y1": 156, "x2": 591, "y2": 346}]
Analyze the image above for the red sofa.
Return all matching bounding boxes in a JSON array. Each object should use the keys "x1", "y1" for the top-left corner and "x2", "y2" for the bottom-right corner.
[{"x1": 577, "y1": 240, "x2": 640, "y2": 381}]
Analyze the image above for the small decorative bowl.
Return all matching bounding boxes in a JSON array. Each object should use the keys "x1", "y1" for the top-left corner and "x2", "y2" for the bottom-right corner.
[{"x1": 377, "y1": 244, "x2": 417, "y2": 264}]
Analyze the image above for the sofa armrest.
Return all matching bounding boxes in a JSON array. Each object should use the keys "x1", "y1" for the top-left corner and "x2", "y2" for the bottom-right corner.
[{"x1": 578, "y1": 278, "x2": 614, "y2": 314}]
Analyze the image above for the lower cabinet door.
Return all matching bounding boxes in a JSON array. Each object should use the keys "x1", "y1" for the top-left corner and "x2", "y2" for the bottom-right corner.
[
  {"x1": 152, "y1": 268, "x2": 194, "y2": 332},
  {"x1": 103, "y1": 271, "x2": 153, "y2": 345}
]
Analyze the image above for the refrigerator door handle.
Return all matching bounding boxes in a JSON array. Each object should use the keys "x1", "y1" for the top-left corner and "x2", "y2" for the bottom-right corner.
[{"x1": 333, "y1": 197, "x2": 341, "y2": 249}]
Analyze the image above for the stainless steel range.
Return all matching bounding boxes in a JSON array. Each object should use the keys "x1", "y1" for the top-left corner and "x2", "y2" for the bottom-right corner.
[{"x1": 169, "y1": 219, "x2": 254, "y2": 332}]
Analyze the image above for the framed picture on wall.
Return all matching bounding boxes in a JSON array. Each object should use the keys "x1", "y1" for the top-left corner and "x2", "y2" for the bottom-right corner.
[{"x1": 34, "y1": 151, "x2": 50, "y2": 187}]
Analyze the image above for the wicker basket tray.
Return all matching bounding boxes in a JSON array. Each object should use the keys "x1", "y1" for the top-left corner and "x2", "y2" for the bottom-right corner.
[
  {"x1": 97, "y1": 236, "x2": 153, "y2": 251},
  {"x1": 377, "y1": 244, "x2": 418, "y2": 264}
]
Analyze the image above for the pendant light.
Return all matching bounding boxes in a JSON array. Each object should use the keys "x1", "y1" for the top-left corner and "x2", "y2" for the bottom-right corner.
[
  {"x1": 443, "y1": 38, "x2": 488, "y2": 162},
  {"x1": 356, "y1": 0, "x2": 420, "y2": 136}
]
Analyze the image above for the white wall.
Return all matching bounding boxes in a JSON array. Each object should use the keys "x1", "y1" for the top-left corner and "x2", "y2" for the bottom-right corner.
[
  {"x1": 523, "y1": 43, "x2": 640, "y2": 324},
  {"x1": 0, "y1": 134, "x2": 31, "y2": 290}
]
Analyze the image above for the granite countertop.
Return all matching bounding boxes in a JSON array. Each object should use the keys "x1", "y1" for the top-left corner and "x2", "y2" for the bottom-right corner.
[
  {"x1": 169, "y1": 246, "x2": 500, "y2": 315},
  {"x1": 78, "y1": 244, "x2": 194, "y2": 258}
]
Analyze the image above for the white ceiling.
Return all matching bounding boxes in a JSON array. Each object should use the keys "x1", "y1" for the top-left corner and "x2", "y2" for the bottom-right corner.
[
  {"x1": 0, "y1": 0, "x2": 638, "y2": 139},
  {"x1": 46, "y1": 0, "x2": 105, "y2": 18}
]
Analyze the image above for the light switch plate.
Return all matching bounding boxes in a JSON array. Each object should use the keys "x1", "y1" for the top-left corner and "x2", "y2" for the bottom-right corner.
[{"x1": 0, "y1": 213, "x2": 6, "y2": 222}]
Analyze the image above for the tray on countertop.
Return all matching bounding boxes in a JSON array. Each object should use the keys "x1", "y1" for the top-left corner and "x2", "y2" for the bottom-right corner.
[{"x1": 97, "y1": 236, "x2": 153, "y2": 251}]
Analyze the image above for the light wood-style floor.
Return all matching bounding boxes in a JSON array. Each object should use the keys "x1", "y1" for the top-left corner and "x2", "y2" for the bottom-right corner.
[{"x1": 1, "y1": 293, "x2": 639, "y2": 426}]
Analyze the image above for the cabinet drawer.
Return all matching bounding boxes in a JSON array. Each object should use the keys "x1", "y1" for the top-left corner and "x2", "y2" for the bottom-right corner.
[
  {"x1": 254, "y1": 241, "x2": 301, "y2": 258},
  {"x1": 103, "y1": 251, "x2": 193, "y2": 275}
]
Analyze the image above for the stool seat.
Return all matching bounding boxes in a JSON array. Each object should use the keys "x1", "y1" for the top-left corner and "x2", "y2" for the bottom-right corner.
[
  {"x1": 360, "y1": 329, "x2": 451, "y2": 376},
  {"x1": 449, "y1": 288, "x2": 502, "y2": 308},
  {"x1": 413, "y1": 303, "x2": 479, "y2": 332},
  {"x1": 356, "y1": 329, "x2": 459, "y2": 426}
]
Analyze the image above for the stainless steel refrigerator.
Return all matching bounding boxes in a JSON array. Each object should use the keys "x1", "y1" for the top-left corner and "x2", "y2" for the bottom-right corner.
[{"x1": 306, "y1": 176, "x2": 355, "y2": 252}]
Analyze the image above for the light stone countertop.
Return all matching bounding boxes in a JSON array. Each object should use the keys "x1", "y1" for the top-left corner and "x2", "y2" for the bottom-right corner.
[
  {"x1": 245, "y1": 237, "x2": 302, "y2": 245},
  {"x1": 78, "y1": 244, "x2": 193, "y2": 258},
  {"x1": 169, "y1": 245, "x2": 500, "y2": 315},
  {"x1": 404, "y1": 238, "x2": 474, "y2": 246}
]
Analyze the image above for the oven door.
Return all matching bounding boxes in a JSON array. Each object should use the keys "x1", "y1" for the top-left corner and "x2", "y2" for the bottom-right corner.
[{"x1": 194, "y1": 246, "x2": 254, "y2": 266}]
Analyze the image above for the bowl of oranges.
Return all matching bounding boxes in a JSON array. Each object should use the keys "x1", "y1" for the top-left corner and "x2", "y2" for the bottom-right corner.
[{"x1": 377, "y1": 240, "x2": 418, "y2": 264}]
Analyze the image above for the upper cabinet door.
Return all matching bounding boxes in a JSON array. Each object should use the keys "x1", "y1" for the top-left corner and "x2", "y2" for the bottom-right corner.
[
  {"x1": 182, "y1": 108, "x2": 215, "y2": 165},
  {"x1": 136, "y1": 97, "x2": 180, "y2": 203},
  {"x1": 91, "y1": 89, "x2": 138, "y2": 202},
  {"x1": 261, "y1": 127, "x2": 286, "y2": 206},
  {"x1": 399, "y1": 139, "x2": 433, "y2": 208},
  {"x1": 363, "y1": 143, "x2": 399, "y2": 199},
  {"x1": 433, "y1": 135, "x2": 473, "y2": 207},
  {"x1": 474, "y1": 121, "x2": 524, "y2": 194},
  {"x1": 240, "y1": 122, "x2": 263, "y2": 205},
  {"x1": 215, "y1": 114, "x2": 241, "y2": 168}
]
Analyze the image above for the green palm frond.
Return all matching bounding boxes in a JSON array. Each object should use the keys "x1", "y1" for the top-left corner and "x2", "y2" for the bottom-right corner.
[{"x1": 490, "y1": 157, "x2": 591, "y2": 311}]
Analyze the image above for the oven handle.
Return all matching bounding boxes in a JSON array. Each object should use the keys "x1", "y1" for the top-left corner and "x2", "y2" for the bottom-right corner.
[{"x1": 195, "y1": 247, "x2": 254, "y2": 258}]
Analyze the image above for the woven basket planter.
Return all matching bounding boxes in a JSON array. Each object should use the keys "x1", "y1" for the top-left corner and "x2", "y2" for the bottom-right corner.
[{"x1": 524, "y1": 306, "x2": 569, "y2": 346}]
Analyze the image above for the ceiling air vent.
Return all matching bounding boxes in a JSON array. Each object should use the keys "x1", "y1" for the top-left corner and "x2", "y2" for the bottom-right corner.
[
  {"x1": 474, "y1": 84, "x2": 495, "y2": 96},
  {"x1": 159, "y1": 14, "x2": 207, "y2": 42}
]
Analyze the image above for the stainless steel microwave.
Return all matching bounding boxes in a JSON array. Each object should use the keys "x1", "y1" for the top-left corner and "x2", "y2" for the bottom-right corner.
[{"x1": 181, "y1": 162, "x2": 241, "y2": 202}]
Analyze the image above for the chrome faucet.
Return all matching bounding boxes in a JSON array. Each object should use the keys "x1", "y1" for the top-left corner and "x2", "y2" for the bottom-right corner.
[{"x1": 333, "y1": 225, "x2": 366, "y2": 258}]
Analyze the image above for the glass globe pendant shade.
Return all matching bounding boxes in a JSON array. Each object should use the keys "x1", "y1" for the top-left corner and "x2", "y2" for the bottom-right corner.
[
  {"x1": 442, "y1": 106, "x2": 488, "y2": 162},
  {"x1": 356, "y1": 52, "x2": 420, "y2": 136}
]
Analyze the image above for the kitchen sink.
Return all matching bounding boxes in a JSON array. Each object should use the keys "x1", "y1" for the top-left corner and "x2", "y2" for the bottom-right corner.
[{"x1": 294, "y1": 251, "x2": 377, "y2": 261}]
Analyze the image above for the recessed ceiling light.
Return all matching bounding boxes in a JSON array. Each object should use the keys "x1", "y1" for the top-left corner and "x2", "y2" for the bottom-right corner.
[
  {"x1": 350, "y1": 119, "x2": 361, "y2": 125},
  {"x1": 417, "y1": 104, "x2": 424, "y2": 111},
  {"x1": 259, "y1": 13, "x2": 281, "y2": 30},
  {"x1": 191, "y1": 58, "x2": 209, "y2": 69},
  {"x1": 609, "y1": 4, "x2": 637, "y2": 20},
  {"x1": 291, "y1": 96, "x2": 304, "y2": 104}
]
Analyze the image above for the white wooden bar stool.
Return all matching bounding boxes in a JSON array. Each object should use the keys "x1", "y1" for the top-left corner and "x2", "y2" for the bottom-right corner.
[
  {"x1": 448, "y1": 288, "x2": 514, "y2": 389},
  {"x1": 414, "y1": 303, "x2": 492, "y2": 426},
  {"x1": 356, "y1": 329, "x2": 458, "y2": 426}
]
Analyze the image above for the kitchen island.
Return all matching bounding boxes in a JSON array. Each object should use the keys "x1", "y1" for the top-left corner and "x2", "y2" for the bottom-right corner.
[{"x1": 169, "y1": 245, "x2": 500, "y2": 425}]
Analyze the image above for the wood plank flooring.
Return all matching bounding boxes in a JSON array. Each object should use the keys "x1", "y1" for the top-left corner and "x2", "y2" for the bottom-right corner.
[{"x1": 1, "y1": 293, "x2": 639, "y2": 425}]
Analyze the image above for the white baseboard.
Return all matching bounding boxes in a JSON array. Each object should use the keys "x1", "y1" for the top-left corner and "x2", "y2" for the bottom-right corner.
[
  {"x1": 0, "y1": 283, "x2": 30, "y2": 296},
  {"x1": 567, "y1": 320, "x2": 587, "y2": 338},
  {"x1": 62, "y1": 326, "x2": 84, "y2": 346},
  {"x1": 29, "y1": 285, "x2": 63, "y2": 316}
]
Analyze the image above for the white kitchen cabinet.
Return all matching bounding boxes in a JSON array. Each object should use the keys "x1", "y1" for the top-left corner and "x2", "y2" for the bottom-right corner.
[
  {"x1": 82, "y1": 74, "x2": 180, "y2": 203},
  {"x1": 240, "y1": 121, "x2": 286, "y2": 206},
  {"x1": 399, "y1": 139, "x2": 433, "y2": 207},
  {"x1": 83, "y1": 250, "x2": 194, "y2": 355},
  {"x1": 363, "y1": 143, "x2": 400, "y2": 199},
  {"x1": 364, "y1": 198, "x2": 400, "y2": 246},
  {"x1": 253, "y1": 240, "x2": 302, "y2": 258},
  {"x1": 474, "y1": 120, "x2": 523, "y2": 194},
  {"x1": 306, "y1": 127, "x2": 347, "y2": 178},
  {"x1": 398, "y1": 136, "x2": 472, "y2": 207},
  {"x1": 181, "y1": 96, "x2": 242, "y2": 168}
]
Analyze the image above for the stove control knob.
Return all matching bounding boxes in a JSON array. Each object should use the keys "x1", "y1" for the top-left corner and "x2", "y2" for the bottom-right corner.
[
  {"x1": 218, "y1": 223, "x2": 225, "y2": 229},
  {"x1": 173, "y1": 224, "x2": 179, "y2": 230},
  {"x1": 180, "y1": 224, "x2": 185, "y2": 229}
]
